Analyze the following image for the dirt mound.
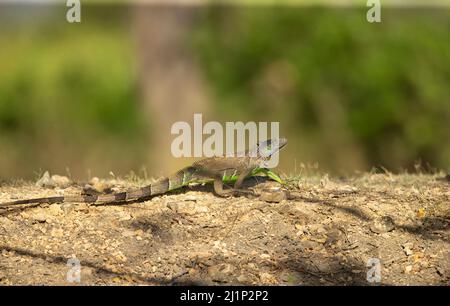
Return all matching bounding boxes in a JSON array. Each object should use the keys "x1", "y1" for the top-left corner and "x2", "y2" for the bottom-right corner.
[{"x1": 0, "y1": 174, "x2": 448, "y2": 285}]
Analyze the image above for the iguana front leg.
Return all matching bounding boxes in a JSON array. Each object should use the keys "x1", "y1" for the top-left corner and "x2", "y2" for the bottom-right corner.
[{"x1": 213, "y1": 169, "x2": 255, "y2": 197}]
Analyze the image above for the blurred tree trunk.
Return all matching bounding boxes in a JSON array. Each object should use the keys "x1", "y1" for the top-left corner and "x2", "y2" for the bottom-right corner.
[
  {"x1": 131, "y1": 5, "x2": 211, "y2": 176},
  {"x1": 314, "y1": 89, "x2": 366, "y2": 173}
]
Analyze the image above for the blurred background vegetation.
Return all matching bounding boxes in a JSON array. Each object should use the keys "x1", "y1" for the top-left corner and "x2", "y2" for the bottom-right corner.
[{"x1": 0, "y1": 2, "x2": 449, "y2": 180}]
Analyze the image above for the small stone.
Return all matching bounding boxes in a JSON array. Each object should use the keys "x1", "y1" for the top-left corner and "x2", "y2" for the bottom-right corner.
[
  {"x1": 260, "y1": 187, "x2": 288, "y2": 203},
  {"x1": 31, "y1": 213, "x2": 48, "y2": 223},
  {"x1": 0, "y1": 217, "x2": 13, "y2": 228},
  {"x1": 60, "y1": 203, "x2": 75, "y2": 215},
  {"x1": 190, "y1": 251, "x2": 212, "y2": 260},
  {"x1": 184, "y1": 195, "x2": 198, "y2": 201},
  {"x1": 114, "y1": 251, "x2": 127, "y2": 262},
  {"x1": 74, "y1": 203, "x2": 89, "y2": 212},
  {"x1": 299, "y1": 240, "x2": 320, "y2": 250},
  {"x1": 416, "y1": 208, "x2": 426, "y2": 219},
  {"x1": 19, "y1": 212, "x2": 30, "y2": 219},
  {"x1": 48, "y1": 204, "x2": 63, "y2": 216},
  {"x1": 435, "y1": 266, "x2": 445, "y2": 277},
  {"x1": 196, "y1": 205, "x2": 209, "y2": 213},
  {"x1": 51, "y1": 175, "x2": 72, "y2": 188},
  {"x1": 83, "y1": 185, "x2": 99, "y2": 196},
  {"x1": 50, "y1": 228, "x2": 64, "y2": 238},
  {"x1": 259, "y1": 272, "x2": 276, "y2": 284},
  {"x1": 116, "y1": 211, "x2": 132, "y2": 221},
  {"x1": 81, "y1": 267, "x2": 94, "y2": 280},
  {"x1": 167, "y1": 201, "x2": 196, "y2": 215},
  {"x1": 405, "y1": 265, "x2": 413, "y2": 273},
  {"x1": 316, "y1": 226, "x2": 327, "y2": 234},
  {"x1": 167, "y1": 202, "x2": 178, "y2": 211},
  {"x1": 295, "y1": 223, "x2": 304, "y2": 230},
  {"x1": 89, "y1": 177, "x2": 100, "y2": 185},
  {"x1": 370, "y1": 216, "x2": 395, "y2": 234},
  {"x1": 326, "y1": 228, "x2": 345, "y2": 245},
  {"x1": 36, "y1": 171, "x2": 55, "y2": 188},
  {"x1": 402, "y1": 242, "x2": 414, "y2": 256},
  {"x1": 207, "y1": 264, "x2": 235, "y2": 282},
  {"x1": 111, "y1": 276, "x2": 121, "y2": 283},
  {"x1": 237, "y1": 274, "x2": 249, "y2": 283},
  {"x1": 83, "y1": 177, "x2": 113, "y2": 195},
  {"x1": 260, "y1": 254, "x2": 271, "y2": 260},
  {"x1": 122, "y1": 230, "x2": 135, "y2": 237}
]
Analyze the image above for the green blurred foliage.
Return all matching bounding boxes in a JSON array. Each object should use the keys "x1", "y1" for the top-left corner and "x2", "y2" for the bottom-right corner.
[
  {"x1": 0, "y1": 5, "x2": 448, "y2": 179},
  {"x1": 0, "y1": 6, "x2": 149, "y2": 178},
  {"x1": 190, "y1": 7, "x2": 450, "y2": 172}
]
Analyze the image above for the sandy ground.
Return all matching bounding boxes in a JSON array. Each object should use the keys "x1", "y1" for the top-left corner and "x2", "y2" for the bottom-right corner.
[{"x1": 0, "y1": 173, "x2": 448, "y2": 285}]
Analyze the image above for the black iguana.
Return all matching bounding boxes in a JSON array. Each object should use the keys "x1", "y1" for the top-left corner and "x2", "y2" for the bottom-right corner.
[{"x1": 0, "y1": 138, "x2": 287, "y2": 207}]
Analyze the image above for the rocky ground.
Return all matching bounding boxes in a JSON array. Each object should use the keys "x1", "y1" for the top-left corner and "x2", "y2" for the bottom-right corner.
[{"x1": 0, "y1": 173, "x2": 448, "y2": 285}]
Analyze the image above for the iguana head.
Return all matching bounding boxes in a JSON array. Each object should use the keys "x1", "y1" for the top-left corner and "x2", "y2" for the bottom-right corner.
[{"x1": 252, "y1": 138, "x2": 287, "y2": 163}]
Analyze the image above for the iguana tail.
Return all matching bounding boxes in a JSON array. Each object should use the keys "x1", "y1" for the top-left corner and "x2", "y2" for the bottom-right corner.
[{"x1": 0, "y1": 167, "x2": 198, "y2": 208}]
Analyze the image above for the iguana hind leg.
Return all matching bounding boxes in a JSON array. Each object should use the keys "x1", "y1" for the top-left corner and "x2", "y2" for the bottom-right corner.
[
  {"x1": 213, "y1": 177, "x2": 234, "y2": 197},
  {"x1": 233, "y1": 169, "x2": 252, "y2": 189}
]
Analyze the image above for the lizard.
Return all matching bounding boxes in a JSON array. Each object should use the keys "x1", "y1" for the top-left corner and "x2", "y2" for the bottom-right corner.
[{"x1": 0, "y1": 138, "x2": 287, "y2": 207}]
